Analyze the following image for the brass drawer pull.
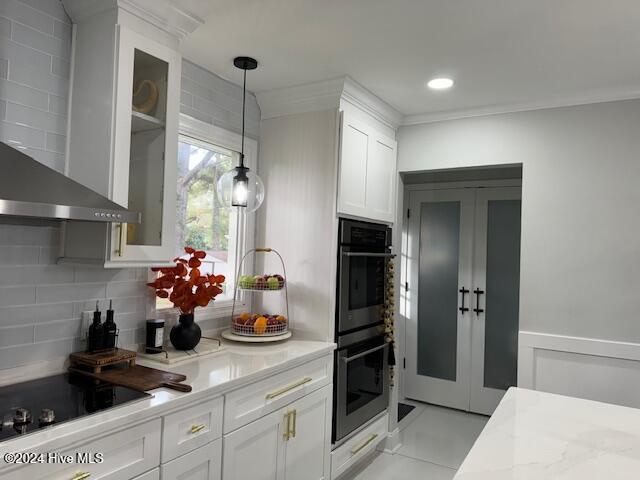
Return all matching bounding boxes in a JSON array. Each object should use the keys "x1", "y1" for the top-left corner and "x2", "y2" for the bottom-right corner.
[
  {"x1": 290, "y1": 409, "x2": 297, "y2": 439},
  {"x1": 283, "y1": 411, "x2": 291, "y2": 441},
  {"x1": 266, "y1": 377, "x2": 312, "y2": 400},
  {"x1": 350, "y1": 433, "x2": 378, "y2": 455},
  {"x1": 71, "y1": 473, "x2": 91, "y2": 480},
  {"x1": 116, "y1": 223, "x2": 125, "y2": 257},
  {"x1": 189, "y1": 423, "x2": 206, "y2": 434}
]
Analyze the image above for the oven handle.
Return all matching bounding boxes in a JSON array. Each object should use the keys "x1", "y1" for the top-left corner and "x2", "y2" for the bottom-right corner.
[
  {"x1": 342, "y1": 252, "x2": 396, "y2": 258},
  {"x1": 341, "y1": 343, "x2": 387, "y2": 363}
]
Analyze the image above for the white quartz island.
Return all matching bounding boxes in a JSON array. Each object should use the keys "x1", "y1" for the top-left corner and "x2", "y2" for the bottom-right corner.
[{"x1": 456, "y1": 387, "x2": 640, "y2": 480}]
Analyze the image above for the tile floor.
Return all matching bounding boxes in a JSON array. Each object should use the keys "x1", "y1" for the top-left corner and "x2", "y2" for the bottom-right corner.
[{"x1": 352, "y1": 403, "x2": 489, "y2": 480}]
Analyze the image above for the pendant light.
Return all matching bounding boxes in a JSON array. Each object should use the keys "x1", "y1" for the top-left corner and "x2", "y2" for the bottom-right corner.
[{"x1": 217, "y1": 57, "x2": 264, "y2": 213}]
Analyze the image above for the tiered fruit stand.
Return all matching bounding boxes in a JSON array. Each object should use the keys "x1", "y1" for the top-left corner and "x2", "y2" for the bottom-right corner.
[{"x1": 221, "y1": 248, "x2": 291, "y2": 342}]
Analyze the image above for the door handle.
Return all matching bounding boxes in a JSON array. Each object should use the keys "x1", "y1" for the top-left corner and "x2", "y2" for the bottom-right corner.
[
  {"x1": 458, "y1": 287, "x2": 469, "y2": 313},
  {"x1": 473, "y1": 288, "x2": 484, "y2": 315}
]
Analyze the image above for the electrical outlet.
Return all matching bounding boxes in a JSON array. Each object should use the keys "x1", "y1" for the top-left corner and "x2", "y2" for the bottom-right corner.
[{"x1": 80, "y1": 311, "x2": 94, "y2": 342}]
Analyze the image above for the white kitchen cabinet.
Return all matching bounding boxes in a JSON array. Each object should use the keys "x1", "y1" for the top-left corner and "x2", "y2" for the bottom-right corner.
[
  {"x1": 337, "y1": 112, "x2": 398, "y2": 224},
  {"x1": 61, "y1": 6, "x2": 180, "y2": 267},
  {"x1": 161, "y1": 439, "x2": 222, "y2": 480},
  {"x1": 223, "y1": 384, "x2": 332, "y2": 480}
]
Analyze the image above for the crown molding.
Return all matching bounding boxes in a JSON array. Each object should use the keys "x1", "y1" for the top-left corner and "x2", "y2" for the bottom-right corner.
[
  {"x1": 255, "y1": 76, "x2": 403, "y2": 130},
  {"x1": 62, "y1": 0, "x2": 205, "y2": 39},
  {"x1": 402, "y1": 88, "x2": 640, "y2": 126}
]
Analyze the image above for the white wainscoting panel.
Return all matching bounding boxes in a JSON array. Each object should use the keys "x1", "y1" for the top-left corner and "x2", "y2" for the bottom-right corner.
[{"x1": 518, "y1": 331, "x2": 640, "y2": 409}]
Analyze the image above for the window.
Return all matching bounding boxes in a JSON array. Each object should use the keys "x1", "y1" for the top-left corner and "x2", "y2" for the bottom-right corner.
[{"x1": 156, "y1": 116, "x2": 256, "y2": 313}]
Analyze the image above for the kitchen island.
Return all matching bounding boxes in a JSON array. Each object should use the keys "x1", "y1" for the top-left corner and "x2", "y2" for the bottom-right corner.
[{"x1": 455, "y1": 387, "x2": 640, "y2": 479}]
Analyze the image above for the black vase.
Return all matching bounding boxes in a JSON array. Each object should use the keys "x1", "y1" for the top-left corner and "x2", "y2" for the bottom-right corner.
[{"x1": 170, "y1": 313, "x2": 201, "y2": 350}]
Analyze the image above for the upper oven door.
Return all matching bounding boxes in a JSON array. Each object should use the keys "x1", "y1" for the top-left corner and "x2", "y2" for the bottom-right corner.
[{"x1": 338, "y1": 246, "x2": 392, "y2": 333}]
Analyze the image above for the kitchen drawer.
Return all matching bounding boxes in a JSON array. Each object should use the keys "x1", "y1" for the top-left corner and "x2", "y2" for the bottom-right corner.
[
  {"x1": 161, "y1": 439, "x2": 221, "y2": 480},
  {"x1": 162, "y1": 396, "x2": 223, "y2": 462},
  {"x1": 331, "y1": 412, "x2": 387, "y2": 479},
  {"x1": 224, "y1": 354, "x2": 332, "y2": 433},
  {"x1": 133, "y1": 468, "x2": 160, "y2": 480},
  {"x1": 1, "y1": 418, "x2": 161, "y2": 480}
]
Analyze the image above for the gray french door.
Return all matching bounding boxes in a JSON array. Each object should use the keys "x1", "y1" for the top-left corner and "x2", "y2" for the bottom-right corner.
[{"x1": 405, "y1": 186, "x2": 521, "y2": 415}]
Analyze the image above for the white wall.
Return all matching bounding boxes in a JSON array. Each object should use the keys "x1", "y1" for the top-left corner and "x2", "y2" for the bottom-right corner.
[
  {"x1": 398, "y1": 99, "x2": 640, "y2": 405},
  {"x1": 256, "y1": 109, "x2": 339, "y2": 342}
]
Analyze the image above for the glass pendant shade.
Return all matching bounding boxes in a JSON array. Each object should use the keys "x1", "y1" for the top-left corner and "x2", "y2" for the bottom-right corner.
[{"x1": 217, "y1": 165, "x2": 265, "y2": 213}]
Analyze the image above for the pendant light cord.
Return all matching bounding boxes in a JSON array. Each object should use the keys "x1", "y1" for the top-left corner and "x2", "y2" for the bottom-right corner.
[{"x1": 240, "y1": 67, "x2": 246, "y2": 168}]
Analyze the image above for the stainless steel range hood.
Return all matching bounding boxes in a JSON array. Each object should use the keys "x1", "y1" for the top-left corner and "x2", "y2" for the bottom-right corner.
[{"x1": 0, "y1": 142, "x2": 141, "y2": 223}]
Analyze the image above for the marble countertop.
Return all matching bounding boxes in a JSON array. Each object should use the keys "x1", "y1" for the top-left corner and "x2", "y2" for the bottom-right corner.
[
  {"x1": 0, "y1": 339, "x2": 335, "y2": 459},
  {"x1": 455, "y1": 387, "x2": 640, "y2": 480}
]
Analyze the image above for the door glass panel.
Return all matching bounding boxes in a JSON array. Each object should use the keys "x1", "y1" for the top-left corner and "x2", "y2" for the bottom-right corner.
[
  {"x1": 417, "y1": 201, "x2": 460, "y2": 381},
  {"x1": 126, "y1": 49, "x2": 169, "y2": 247},
  {"x1": 348, "y1": 255, "x2": 385, "y2": 310},
  {"x1": 346, "y1": 341, "x2": 385, "y2": 414},
  {"x1": 484, "y1": 199, "x2": 521, "y2": 390}
]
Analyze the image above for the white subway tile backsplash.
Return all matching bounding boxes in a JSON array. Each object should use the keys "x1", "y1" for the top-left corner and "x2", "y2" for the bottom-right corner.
[
  {"x1": 11, "y1": 21, "x2": 69, "y2": 59},
  {"x1": 0, "y1": 38, "x2": 51, "y2": 71},
  {"x1": 0, "y1": 324, "x2": 34, "y2": 347},
  {"x1": 0, "y1": 0, "x2": 53, "y2": 36},
  {"x1": 6, "y1": 101, "x2": 66, "y2": 135},
  {"x1": 44, "y1": 131, "x2": 64, "y2": 153},
  {"x1": 180, "y1": 90, "x2": 192, "y2": 108},
  {"x1": 0, "y1": 59, "x2": 7, "y2": 80},
  {"x1": 106, "y1": 280, "x2": 148, "y2": 299},
  {"x1": 9, "y1": 62, "x2": 68, "y2": 97},
  {"x1": 0, "y1": 338, "x2": 75, "y2": 369},
  {"x1": 0, "y1": 100, "x2": 5, "y2": 120},
  {"x1": 0, "y1": 286, "x2": 36, "y2": 307},
  {"x1": 52, "y1": 19, "x2": 69, "y2": 40},
  {"x1": 0, "y1": 302, "x2": 73, "y2": 327},
  {"x1": 22, "y1": 146, "x2": 64, "y2": 171},
  {"x1": 47, "y1": 93, "x2": 66, "y2": 114},
  {"x1": 74, "y1": 267, "x2": 136, "y2": 284},
  {"x1": 0, "y1": 16, "x2": 11, "y2": 39},
  {"x1": 36, "y1": 282, "x2": 107, "y2": 304},
  {"x1": 51, "y1": 55, "x2": 69, "y2": 78},
  {"x1": 0, "y1": 120, "x2": 45, "y2": 148},
  {"x1": 18, "y1": 0, "x2": 70, "y2": 24},
  {"x1": 0, "y1": 265, "x2": 73, "y2": 286},
  {"x1": 34, "y1": 318, "x2": 81, "y2": 342},
  {"x1": 0, "y1": 223, "x2": 58, "y2": 245},
  {"x1": 179, "y1": 104, "x2": 213, "y2": 125},
  {"x1": 0, "y1": 78, "x2": 49, "y2": 110},
  {"x1": 0, "y1": 245, "x2": 41, "y2": 265}
]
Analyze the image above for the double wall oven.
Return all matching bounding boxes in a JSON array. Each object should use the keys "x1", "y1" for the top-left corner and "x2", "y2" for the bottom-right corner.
[{"x1": 333, "y1": 219, "x2": 392, "y2": 444}]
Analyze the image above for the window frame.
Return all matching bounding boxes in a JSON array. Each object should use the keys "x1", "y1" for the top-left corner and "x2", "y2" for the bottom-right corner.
[{"x1": 153, "y1": 113, "x2": 257, "y2": 321}]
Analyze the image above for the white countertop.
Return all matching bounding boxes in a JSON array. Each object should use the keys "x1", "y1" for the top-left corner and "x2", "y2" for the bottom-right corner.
[
  {"x1": 455, "y1": 387, "x2": 640, "y2": 480},
  {"x1": 0, "y1": 339, "x2": 335, "y2": 459}
]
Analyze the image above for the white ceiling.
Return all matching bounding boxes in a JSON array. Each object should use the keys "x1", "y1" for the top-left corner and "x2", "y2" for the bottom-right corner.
[{"x1": 181, "y1": 0, "x2": 640, "y2": 121}]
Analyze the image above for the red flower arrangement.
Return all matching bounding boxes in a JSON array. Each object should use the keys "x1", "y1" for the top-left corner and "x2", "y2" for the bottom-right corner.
[{"x1": 148, "y1": 247, "x2": 225, "y2": 314}]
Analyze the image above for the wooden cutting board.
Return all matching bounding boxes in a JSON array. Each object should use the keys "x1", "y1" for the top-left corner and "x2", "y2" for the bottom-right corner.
[{"x1": 69, "y1": 365, "x2": 192, "y2": 393}]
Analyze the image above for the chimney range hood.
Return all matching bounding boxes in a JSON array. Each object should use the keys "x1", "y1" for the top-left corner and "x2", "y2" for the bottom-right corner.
[{"x1": 0, "y1": 142, "x2": 141, "y2": 223}]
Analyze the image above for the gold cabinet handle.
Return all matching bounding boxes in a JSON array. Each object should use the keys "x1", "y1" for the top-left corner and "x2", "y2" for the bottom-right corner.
[
  {"x1": 290, "y1": 409, "x2": 297, "y2": 439},
  {"x1": 283, "y1": 411, "x2": 291, "y2": 441},
  {"x1": 350, "y1": 433, "x2": 378, "y2": 455},
  {"x1": 71, "y1": 473, "x2": 91, "y2": 480},
  {"x1": 189, "y1": 423, "x2": 206, "y2": 434},
  {"x1": 116, "y1": 223, "x2": 125, "y2": 256},
  {"x1": 266, "y1": 377, "x2": 312, "y2": 400}
]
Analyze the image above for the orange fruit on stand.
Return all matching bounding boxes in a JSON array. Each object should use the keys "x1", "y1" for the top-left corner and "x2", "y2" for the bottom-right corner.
[{"x1": 254, "y1": 316, "x2": 268, "y2": 334}]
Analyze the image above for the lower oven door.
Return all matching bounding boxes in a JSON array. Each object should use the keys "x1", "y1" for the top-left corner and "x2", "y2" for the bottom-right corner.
[
  {"x1": 334, "y1": 338, "x2": 389, "y2": 443},
  {"x1": 338, "y1": 248, "x2": 391, "y2": 333}
]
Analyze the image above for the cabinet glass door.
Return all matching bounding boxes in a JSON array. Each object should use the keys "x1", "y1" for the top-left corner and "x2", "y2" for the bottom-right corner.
[
  {"x1": 470, "y1": 187, "x2": 521, "y2": 415},
  {"x1": 110, "y1": 27, "x2": 179, "y2": 264},
  {"x1": 405, "y1": 188, "x2": 475, "y2": 410}
]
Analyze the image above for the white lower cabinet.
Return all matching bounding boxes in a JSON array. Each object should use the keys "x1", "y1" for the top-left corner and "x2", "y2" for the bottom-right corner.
[
  {"x1": 133, "y1": 469, "x2": 160, "y2": 480},
  {"x1": 223, "y1": 384, "x2": 332, "y2": 480},
  {"x1": 161, "y1": 439, "x2": 222, "y2": 480},
  {"x1": 331, "y1": 413, "x2": 388, "y2": 479}
]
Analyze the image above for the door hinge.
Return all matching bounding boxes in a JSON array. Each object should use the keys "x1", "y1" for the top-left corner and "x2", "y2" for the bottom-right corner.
[
  {"x1": 407, "y1": 208, "x2": 410, "y2": 218},
  {"x1": 403, "y1": 357, "x2": 406, "y2": 369}
]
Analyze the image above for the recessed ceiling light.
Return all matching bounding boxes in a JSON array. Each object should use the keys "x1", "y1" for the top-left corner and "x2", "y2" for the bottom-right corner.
[{"x1": 427, "y1": 77, "x2": 454, "y2": 90}]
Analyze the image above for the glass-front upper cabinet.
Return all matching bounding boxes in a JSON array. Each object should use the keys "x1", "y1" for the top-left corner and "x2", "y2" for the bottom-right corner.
[
  {"x1": 109, "y1": 27, "x2": 179, "y2": 265},
  {"x1": 62, "y1": 19, "x2": 180, "y2": 268}
]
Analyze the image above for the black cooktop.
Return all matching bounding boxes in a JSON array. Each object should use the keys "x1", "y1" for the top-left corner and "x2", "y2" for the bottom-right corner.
[{"x1": 0, "y1": 373, "x2": 150, "y2": 442}]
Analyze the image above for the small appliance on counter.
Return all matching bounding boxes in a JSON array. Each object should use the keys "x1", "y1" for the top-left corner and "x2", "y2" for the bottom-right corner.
[
  {"x1": 0, "y1": 373, "x2": 150, "y2": 442},
  {"x1": 333, "y1": 218, "x2": 393, "y2": 445}
]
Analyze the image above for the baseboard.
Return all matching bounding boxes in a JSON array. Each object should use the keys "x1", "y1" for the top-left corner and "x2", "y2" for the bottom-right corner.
[
  {"x1": 382, "y1": 427, "x2": 401, "y2": 454},
  {"x1": 518, "y1": 331, "x2": 640, "y2": 409}
]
